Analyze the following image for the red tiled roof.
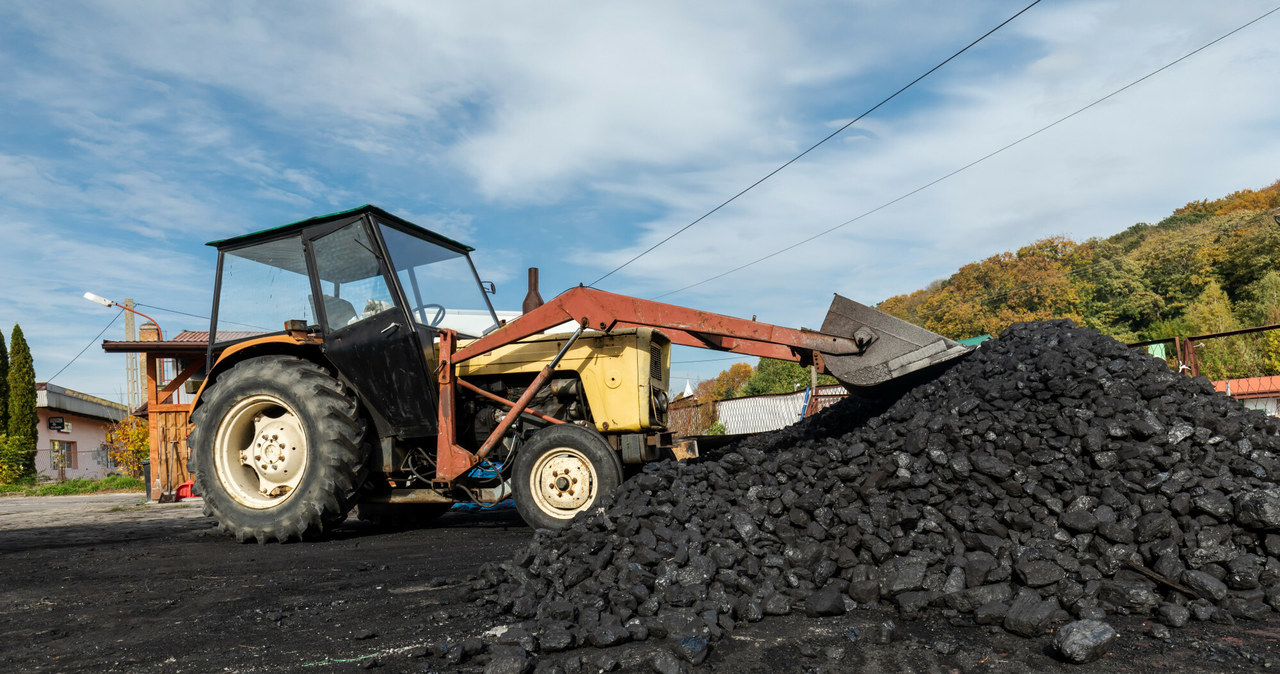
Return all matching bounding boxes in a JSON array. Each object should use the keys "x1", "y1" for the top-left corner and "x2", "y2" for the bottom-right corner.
[
  {"x1": 1214, "y1": 375, "x2": 1280, "y2": 400},
  {"x1": 172, "y1": 330, "x2": 263, "y2": 342}
]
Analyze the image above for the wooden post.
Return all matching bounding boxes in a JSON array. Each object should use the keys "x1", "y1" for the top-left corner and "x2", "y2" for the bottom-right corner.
[{"x1": 145, "y1": 353, "x2": 161, "y2": 501}]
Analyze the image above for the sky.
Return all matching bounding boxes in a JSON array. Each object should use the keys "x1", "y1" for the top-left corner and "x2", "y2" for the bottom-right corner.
[{"x1": 2, "y1": 0, "x2": 1278, "y2": 404}]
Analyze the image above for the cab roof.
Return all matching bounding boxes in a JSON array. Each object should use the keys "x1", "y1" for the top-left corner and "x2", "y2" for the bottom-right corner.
[{"x1": 205, "y1": 204, "x2": 475, "y2": 253}]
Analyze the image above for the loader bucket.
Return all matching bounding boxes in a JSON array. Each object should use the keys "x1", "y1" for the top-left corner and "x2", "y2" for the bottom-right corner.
[{"x1": 819, "y1": 294, "x2": 971, "y2": 391}]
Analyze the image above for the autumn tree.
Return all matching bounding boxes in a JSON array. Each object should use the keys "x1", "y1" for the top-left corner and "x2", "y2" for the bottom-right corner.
[
  {"x1": 1076, "y1": 251, "x2": 1164, "y2": 340},
  {"x1": 1171, "y1": 179, "x2": 1280, "y2": 218},
  {"x1": 873, "y1": 180, "x2": 1280, "y2": 368},
  {"x1": 1242, "y1": 271, "x2": 1280, "y2": 326},
  {"x1": 1219, "y1": 213, "x2": 1280, "y2": 302},
  {"x1": 691, "y1": 362, "x2": 754, "y2": 435},
  {"x1": 1187, "y1": 280, "x2": 1236, "y2": 334},
  {"x1": 1185, "y1": 281, "x2": 1265, "y2": 379},
  {"x1": 694, "y1": 362, "x2": 754, "y2": 402},
  {"x1": 877, "y1": 284, "x2": 936, "y2": 325},
  {"x1": 106, "y1": 416, "x2": 150, "y2": 477},
  {"x1": 741, "y1": 358, "x2": 836, "y2": 396},
  {"x1": 912, "y1": 237, "x2": 1083, "y2": 339}
]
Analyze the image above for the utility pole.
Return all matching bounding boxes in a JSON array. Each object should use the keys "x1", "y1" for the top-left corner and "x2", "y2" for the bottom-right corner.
[{"x1": 123, "y1": 298, "x2": 141, "y2": 410}]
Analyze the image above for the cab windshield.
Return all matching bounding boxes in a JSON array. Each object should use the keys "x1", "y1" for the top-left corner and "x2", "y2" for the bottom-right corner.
[
  {"x1": 379, "y1": 223, "x2": 499, "y2": 338},
  {"x1": 211, "y1": 216, "x2": 498, "y2": 344}
]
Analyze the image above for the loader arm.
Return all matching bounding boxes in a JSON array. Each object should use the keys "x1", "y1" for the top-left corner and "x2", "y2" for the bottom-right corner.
[
  {"x1": 454, "y1": 286, "x2": 869, "y2": 366},
  {"x1": 436, "y1": 286, "x2": 969, "y2": 483}
]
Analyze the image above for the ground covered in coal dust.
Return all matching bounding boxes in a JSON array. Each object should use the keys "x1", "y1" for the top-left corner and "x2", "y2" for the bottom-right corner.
[
  {"x1": 5, "y1": 320, "x2": 1280, "y2": 672},
  {"x1": 1, "y1": 494, "x2": 1278, "y2": 673}
]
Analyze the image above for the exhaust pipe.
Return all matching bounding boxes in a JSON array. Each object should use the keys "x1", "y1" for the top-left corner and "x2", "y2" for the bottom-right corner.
[{"x1": 523, "y1": 267, "x2": 544, "y2": 313}]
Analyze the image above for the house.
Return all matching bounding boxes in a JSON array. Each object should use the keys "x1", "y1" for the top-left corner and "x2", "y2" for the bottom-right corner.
[
  {"x1": 1214, "y1": 375, "x2": 1280, "y2": 417},
  {"x1": 34, "y1": 383, "x2": 130, "y2": 481}
]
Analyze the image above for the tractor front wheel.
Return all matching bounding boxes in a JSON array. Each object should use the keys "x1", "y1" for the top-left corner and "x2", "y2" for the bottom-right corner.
[
  {"x1": 511, "y1": 424, "x2": 622, "y2": 530},
  {"x1": 190, "y1": 356, "x2": 369, "y2": 543}
]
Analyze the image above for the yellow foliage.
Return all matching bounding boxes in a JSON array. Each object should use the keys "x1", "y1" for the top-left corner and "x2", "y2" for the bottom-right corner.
[
  {"x1": 0, "y1": 435, "x2": 20, "y2": 485},
  {"x1": 106, "y1": 416, "x2": 149, "y2": 477},
  {"x1": 694, "y1": 362, "x2": 754, "y2": 402},
  {"x1": 1265, "y1": 331, "x2": 1280, "y2": 375},
  {"x1": 911, "y1": 237, "x2": 1083, "y2": 339},
  {"x1": 1172, "y1": 179, "x2": 1280, "y2": 217}
]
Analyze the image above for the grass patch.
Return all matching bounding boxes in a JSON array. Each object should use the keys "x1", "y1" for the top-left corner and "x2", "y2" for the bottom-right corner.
[
  {"x1": 0, "y1": 476, "x2": 38, "y2": 494},
  {"x1": 0, "y1": 475, "x2": 145, "y2": 496}
]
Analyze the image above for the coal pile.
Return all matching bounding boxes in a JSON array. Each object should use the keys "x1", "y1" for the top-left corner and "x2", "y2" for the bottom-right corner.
[{"x1": 471, "y1": 320, "x2": 1280, "y2": 667}]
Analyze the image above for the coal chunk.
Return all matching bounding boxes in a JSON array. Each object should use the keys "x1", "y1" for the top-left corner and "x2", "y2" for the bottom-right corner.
[
  {"x1": 1004, "y1": 592, "x2": 1059, "y2": 637},
  {"x1": 1015, "y1": 560, "x2": 1065, "y2": 588},
  {"x1": 1054, "y1": 620, "x2": 1118, "y2": 664},
  {"x1": 1157, "y1": 602, "x2": 1190, "y2": 628},
  {"x1": 484, "y1": 653, "x2": 533, "y2": 674},
  {"x1": 649, "y1": 650, "x2": 688, "y2": 674},
  {"x1": 804, "y1": 585, "x2": 847, "y2": 617},
  {"x1": 674, "y1": 636, "x2": 710, "y2": 665},
  {"x1": 1181, "y1": 570, "x2": 1228, "y2": 602},
  {"x1": 1236, "y1": 490, "x2": 1280, "y2": 530}
]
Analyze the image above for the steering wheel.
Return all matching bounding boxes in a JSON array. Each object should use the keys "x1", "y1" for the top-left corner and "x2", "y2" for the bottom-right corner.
[{"x1": 416, "y1": 303, "x2": 446, "y2": 327}]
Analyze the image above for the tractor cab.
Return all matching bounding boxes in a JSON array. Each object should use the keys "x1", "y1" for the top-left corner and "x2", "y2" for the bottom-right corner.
[{"x1": 206, "y1": 205, "x2": 500, "y2": 438}]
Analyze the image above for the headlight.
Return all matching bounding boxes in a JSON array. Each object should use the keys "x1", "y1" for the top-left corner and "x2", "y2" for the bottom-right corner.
[{"x1": 652, "y1": 389, "x2": 669, "y2": 415}]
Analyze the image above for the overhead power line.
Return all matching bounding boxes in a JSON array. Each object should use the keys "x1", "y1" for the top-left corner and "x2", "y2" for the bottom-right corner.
[
  {"x1": 47, "y1": 310, "x2": 122, "y2": 384},
  {"x1": 671, "y1": 355, "x2": 754, "y2": 364},
  {"x1": 135, "y1": 301, "x2": 266, "y2": 331},
  {"x1": 135, "y1": 301, "x2": 210, "y2": 322},
  {"x1": 655, "y1": 5, "x2": 1280, "y2": 301},
  {"x1": 588, "y1": 0, "x2": 1044, "y2": 287}
]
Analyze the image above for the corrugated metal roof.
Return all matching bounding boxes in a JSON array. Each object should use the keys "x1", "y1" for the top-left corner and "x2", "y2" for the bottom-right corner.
[
  {"x1": 717, "y1": 390, "x2": 808, "y2": 435},
  {"x1": 37, "y1": 383, "x2": 129, "y2": 422}
]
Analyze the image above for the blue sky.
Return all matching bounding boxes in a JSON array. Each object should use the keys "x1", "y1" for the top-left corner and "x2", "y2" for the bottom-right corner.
[{"x1": 2, "y1": 0, "x2": 1278, "y2": 403}]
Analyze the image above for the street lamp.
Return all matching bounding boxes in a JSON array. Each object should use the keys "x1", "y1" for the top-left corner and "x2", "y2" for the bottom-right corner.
[{"x1": 84, "y1": 292, "x2": 164, "y2": 341}]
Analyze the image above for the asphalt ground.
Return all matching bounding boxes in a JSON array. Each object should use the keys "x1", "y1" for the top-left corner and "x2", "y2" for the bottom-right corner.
[{"x1": 1, "y1": 494, "x2": 1278, "y2": 673}]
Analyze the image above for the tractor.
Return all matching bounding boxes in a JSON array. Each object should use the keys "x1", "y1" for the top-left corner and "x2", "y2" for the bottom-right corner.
[{"x1": 188, "y1": 205, "x2": 968, "y2": 542}]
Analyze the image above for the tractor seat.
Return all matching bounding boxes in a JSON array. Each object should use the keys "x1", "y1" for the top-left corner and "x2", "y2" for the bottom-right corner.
[{"x1": 315, "y1": 294, "x2": 357, "y2": 329}]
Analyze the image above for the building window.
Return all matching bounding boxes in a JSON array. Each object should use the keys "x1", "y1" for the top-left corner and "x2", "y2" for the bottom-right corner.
[
  {"x1": 51, "y1": 440, "x2": 78, "y2": 470},
  {"x1": 96, "y1": 444, "x2": 115, "y2": 469}
]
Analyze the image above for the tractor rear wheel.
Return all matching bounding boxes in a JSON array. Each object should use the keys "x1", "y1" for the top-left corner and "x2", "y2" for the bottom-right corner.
[
  {"x1": 190, "y1": 356, "x2": 369, "y2": 543},
  {"x1": 511, "y1": 424, "x2": 623, "y2": 530}
]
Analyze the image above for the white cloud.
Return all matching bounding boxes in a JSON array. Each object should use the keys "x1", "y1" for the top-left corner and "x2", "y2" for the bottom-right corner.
[
  {"x1": 569, "y1": 1, "x2": 1280, "y2": 330},
  {"x1": 2, "y1": 0, "x2": 1278, "y2": 395}
]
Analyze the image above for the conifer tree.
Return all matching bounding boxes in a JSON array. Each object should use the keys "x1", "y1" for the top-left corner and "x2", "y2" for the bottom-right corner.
[
  {"x1": 6, "y1": 324, "x2": 37, "y2": 479},
  {"x1": 0, "y1": 328, "x2": 8, "y2": 431}
]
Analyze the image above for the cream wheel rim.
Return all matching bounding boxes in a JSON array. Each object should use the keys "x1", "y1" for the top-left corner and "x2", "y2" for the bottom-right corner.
[
  {"x1": 213, "y1": 394, "x2": 308, "y2": 509},
  {"x1": 529, "y1": 447, "x2": 597, "y2": 519}
]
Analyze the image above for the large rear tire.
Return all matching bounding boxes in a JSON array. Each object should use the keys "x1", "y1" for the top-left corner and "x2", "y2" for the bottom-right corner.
[
  {"x1": 511, "y1": 424, "x2": 623, "y2": 530},
  {"x1": 190, "y1": 356, "x2": 369, "y2": 543}
]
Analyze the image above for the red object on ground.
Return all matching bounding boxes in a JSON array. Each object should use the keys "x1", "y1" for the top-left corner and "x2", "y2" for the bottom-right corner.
[{"x1": 175, "y1": 480, "x2": 195, "y2": 500}]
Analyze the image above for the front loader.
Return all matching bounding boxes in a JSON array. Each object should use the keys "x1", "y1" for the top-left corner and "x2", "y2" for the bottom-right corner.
[{"x1": 187, "y1": 205, "x2": 970, "y2": 542}]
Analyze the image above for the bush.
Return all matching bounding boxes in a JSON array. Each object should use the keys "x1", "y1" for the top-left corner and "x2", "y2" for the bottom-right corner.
[
  {"x1": 0, "y1": 433, "x2": 34, "y2": 485},
  {"x1": 106, "y1": 416, "x2": 149, "y2": 477}
]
